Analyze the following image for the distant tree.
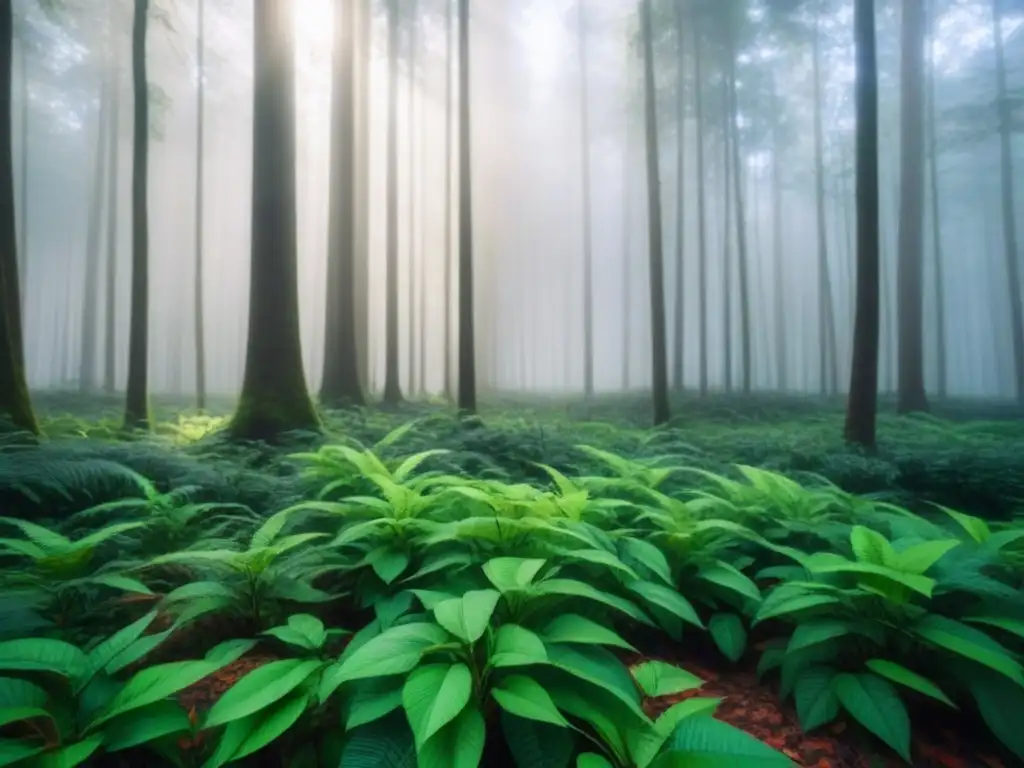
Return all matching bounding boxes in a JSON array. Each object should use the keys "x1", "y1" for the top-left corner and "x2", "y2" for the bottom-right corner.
[
  {"x1": 443, "y1": 0, "x2": 454, "y2": 401},
  {"x1": 103, "y1": 18, "x2": 120, "y2": 395},
  {"x1": 382, "y1": 0, "x2": 403, "y2": 405},
  {"x1": 0, "y1": 0, "x2": 36, "y2": 434},
  {"x1": 578, "y1": 0, "x2": 594, "y2": 400},
  {"x1": 672, "y1": 0, "x2": 686, "y2": 391},
  {"x1": 194, "y1": 0, "x2": 207, "y2": 410},
  {"x1": 845, "y1": 0, "x2": 881, "y2": 449},
  {"x1": 925, "y1": 2, "x2": 946, "y2": 398},
  {"x1": 456, "y1": 0, "x2": 477, "y2": 414},
  {"x1": 229, "y1": 0, "x2": 319, "y2": 439}
]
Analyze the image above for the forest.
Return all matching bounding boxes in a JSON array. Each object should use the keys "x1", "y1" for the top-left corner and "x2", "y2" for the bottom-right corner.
[{"x1": 0, "y1": 0, "x2": 1023, "y2": 766}]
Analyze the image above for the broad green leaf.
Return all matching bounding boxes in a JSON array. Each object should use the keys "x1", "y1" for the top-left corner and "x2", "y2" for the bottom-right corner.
[
  {"x1": 0, "y1": 706, "x2": 51, "y2": 729},
  {"x1": 708, "y1": 614, "x2": 746, "y2": 663},
  {"x1": 92, "y1": 659, "x2": 224, "y2": 725},
  {"x1": 850, "y1": 527, "x2": 897, "y2": 567},
  {"x1": 432, "y1": 590, "x2": 501, "y2": 643},
  {"x1": 654, "y1": 707, "x2": 797, "y2": 767},
  {"x1": 483, "y1": 558, "x2": 547, "y2": 592},
  {"x1": 90, "y1": 574, "x2": 154, "y2": 595},
  {"x1": 630, "y1": 698, "x2": 721, "y2": 768},
  {"x1": 33, "y1": 734, "x2": 104, "y2": 768},
  {"x1": 964, "y1": 615, "x2": 1024, "y2": 643},
  {"x1": 344, "y1": 677, "x2": 405, "y2": 730},
  {"x1": 627, "y1": 581, "x2": 702, "y2": 628},
  {"x1": 541, "y1": 615, "x2": 636, "y2": 652},
  {"x1": 915, "y1": 615, "x2": 1024, "y2": 685},
  {"x1": 103, "y1": 701, "x2": 192, "y2": 752},
  {"x1": 0, "y1": 738, "x2": 44, "y2": 766},
  {"x1": 939, "y1": 506, "x2": 989, "y2": 543},
  {"x1": 206, "y1": 692, "x2": 311, "y2": 767},
  {"x1": 535, "y1": 579, "x2": 652, "y2": 625},
  {"x1": 794, "y1": 666, "x2": 839, "y2": 732},
  {"x1": 205, "y1": 659, "x2": 322, "y2": 728},
  {"x1": 786, "y1": 620, "x2": 855, "y2": 654},
  {"x1": 417, "y1": 704, "x2": 485, "y2": 768},
  {"x1": 864, "y1": 659, "x2": 956, "y2": 708},
  {"x1": 0, "y1": 678, "x2": 46, "y2": 709},
  {"x1": 895, "y1": 540, "x2": 959, "y2": 575},
  {"x1": 370, "y1": 549, "x2": 410, "y2": 585},
  {"x1": 547, "y1": 645, "x2": 647, "y2": 719},
  {"x1": 621, "y1": 538, "x2": 674, "y2": 585},
  {"x1": 567, "y1": 549, "x2": 639, "y2": 580},
  {"x1": 502, "y1": 712, "x2": 577, "y2": 768},
  {"x1": 339, "y1": 713, "x2": 417, "y2": 768},
  {"x1": 402, "y1": 663, "x2": 473, "y2": 747},
  {"x1": 832, "y1": 673, "x2": 911, "y2": 761},
  {"x1": 969, "y1": 670, "x2": 1024, "y2": 761},
  {"x1": 490, "y1": 625, "x2": 548, "y2": 668},
  {"x1": 492, "y1": 674, "x2": 568, "y2": 726},
  {"x1": 631, "y1": 661, "x2": 703, "y2": 698},
  {"x1": 754, "y1": 588, "x2": 841, "y2": 624},
  {"x1": 577, "y1": 754, "x2": 616, "y2": 768},
  {"x1": 0, "y1": 638, "x2": 88, "y2": 681},
  {"x1": 86, "y1": 610, "x2": 159, "y2": 678},
  {"x1": 697, "y1": 563, "x2": 761, "y2": 603},
  {"x1": 804, "y1": 554, "x2": 935, "y2": 598}
]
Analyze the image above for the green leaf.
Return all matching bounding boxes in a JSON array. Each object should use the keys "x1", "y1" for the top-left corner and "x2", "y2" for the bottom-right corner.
[
  {"x1": 502, "y1": 712, "x2": 576, "y2": 768},
  {"x1": 654, "y1": 713, "x2": 797, "y2": 767},
  {"x1": 417, "y1": 704, "x2": 485, "y2": 768},
  {"x1": 0, "y1": 678, "x2": 46, "y2": 709},
  {"x1": 34, "y1": 734, "x2": 104, "y2": 768},
  {"x1": 492, "y1": 674, "x2": 569, "y2": 727},
  {"x1": 0, "y1": 706, "x2": 51, "y2": 728},
  {"x1": 969, "y1": 669, "x2": 1024, "y2": 761},
  {"x1": 708, "y1": 614, "x2": 746, "y2": 663},
  {"x1": 205, "y1": 692, "x2": 311, "y2": 767},
  {"x1": 0, "y1": 638, "x2": 88, "y2": 681},
  {"x1": 786, "y1": 620, "x2": 854, "y2": 654},
  {"x1": 915, "y1": 615, "x2": 1024, "y2": 685},
  {"x1": 263, "y1": 614, "x2": 328, "y2": 651},
  {"x1": 483, "y1": 557, "x2": 547, "y2": 592},
  {"x1": 547, "y1": 645, "x2": 647, "y2": 719},
  {"x1": 754, "y1": 588, "x2": 841, "y2": 624},
  {"x1": 577, "y1": 754, "x2": 616, "y2": 768},
  {"x1": 432, "y1": 590, "x2": 501, "y2": 643},
  {"x1": 621, "y1": 538, "x2": 674, "y2": 585},
  {"x1": 794, "y1": 666, "x2": 839, "y2": 732},
  {"x1": 627, "y1": 581, "x2": 703, "y2": 628},
  {"x1": 205, "y1": 659, "x2": 321, "y2": 728},
  {"x1": 535, "y1": 579, "x2": 652, "y2": 625},
  {"x1": 343, "y1": 677, "x2": 405, "y2": 730},
  {"x1": 850, "y1": 526, "x2": 897, "y2": 567},
  {"x1": 402, "y1": 663, "x2": 473, "y2": 747},
  {"x1": 370, "y1": 549, "x2": 410, "y2": 585},
  {"x1": 832, "y1": 673, "x2": 911, "y2": 761},
  {"x1": 630, "y1": 698, "x2": 721, "y2": 768},
  {"x1": 895, "y1": 540, "x2": 959, "y2": 575},
  {"x1": 939, "y1": 506, "x2": 989, "y2": 543},
  {"x1": 103, "y1": 701, "x2": 192, "y2": 752},
  {"x1": 339, "y1": 713, "x2": 417, "y2": 768},
  {"x1": 697, "y1": 563, "x2": 761, "y2": 603},
  {"x1": 491, "y1": 625, "x2": 549, "y2": 668},
  {"x1": 864, "y1": 659, "x2": 956, "y2": 708},
  {"x1": 92, "y1": 659, "x2": 225, "y2": 726},
  {"x1": 320, "y1": 623, "x2": 450, "y2": 699},
  {"x1": 963, "y1": 615, "x2": 1024, "y2": 643},
  {"x1": 541, "y1": 615, "x2": 636, "y2": 651},
  {"x1": 86, "y1": 610, "x2": 159, "y2": 678},
  {"x1": 0, "y1": 739, "x2": 43, "y2": 766},
  {"x1": 631, "y1": 661, "x2": 703, "y2": 698}
]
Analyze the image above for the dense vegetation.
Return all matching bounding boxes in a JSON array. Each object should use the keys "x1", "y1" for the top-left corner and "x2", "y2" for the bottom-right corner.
[{"x1": 1, "y1": 393, "x2": 1022, "y2": 767}]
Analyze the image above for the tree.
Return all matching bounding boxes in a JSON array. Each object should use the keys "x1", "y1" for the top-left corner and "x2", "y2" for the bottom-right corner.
[
  {"x1": 926, "y1": 2, "x2": 946, "y2": 398},
  {"x1": 845, "y1": 0, "x2": 881, "y2": 449},
  {"x1": 443, "y1": 0, "x2": 453, "y2": 400},
  {"x1": 672, "y1": 0, "x2": 686, "y2": 391},
  {"x1": 0, "y1": 0, "x2": 36, "y2": 434},
  {"x1": 229, "y1": 0, "x2": 319, "y2": 439},
  {"x1": 382, "y1": 0, "x2": 402, "y2": 405},
  {"x1": 456, "y1": 0, "x2": 476, "y2": 414},
  {"x1": 103, "y1": 26, "x2": 120, "y2": 395},
  {"x1": 194, "y1": 0, "x2": 206, "y2": 410},
  {"x1": 320, "y1": 0, "x2": 364, "y2": 406},
  {"x1": 896, "y1": 0, "x2": 928, "y2": 413},
  {"x1": 578, "y1": 0, "x2": 594, "y2": 400},
  {"x1": 641, "y1": 0, "x2": 670, "y2": 426},
  {"x1": 123, "y1": 0, "x2": 150, "y2": 429},
  {"x1": 693, "y1": 5, "x2": 708, "y2": 396}
]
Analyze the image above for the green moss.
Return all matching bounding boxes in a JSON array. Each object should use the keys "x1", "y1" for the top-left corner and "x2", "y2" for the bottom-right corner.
[{"x1": 228, "y1": 387, "x2": 321, "y2": 442}]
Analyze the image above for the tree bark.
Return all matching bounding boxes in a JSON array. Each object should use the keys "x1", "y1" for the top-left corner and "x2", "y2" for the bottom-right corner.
[
  {"x1": 771, "y1": 80, "x2": 787, "y2": 391},
  {"x1": 17, "y1": 30, "x2": 25, "y2": 305},
  {"x1": 443, "y1": 0, "x2": 453, "y2": 401},
  {"x1": 693, "y1": 8, "x2": 708, "y2": 396},
  {"x1": 80, "y1": 73, "x2": 110, "y2": 392},
  {"x1": 229, "y1": 0, "x2": 320, "y2": 439},
  {"x1": 926, "y1": 3, "x2": 946, "y2": 399},
  {"x1": 844, "y1": 0, "x2": 881, "y2": 450},
  {"x1": 578, "y1": 0, "x2": 594, "y2": 400},
  {"x1": 456, "y1": 0, "x2": 476, "y2": 414},
  {"x1": 103, "y1": 41, "x2": 120, "y2": 394},
  {"x1": 382, "y1": 0, "x2": 403, "y2": 405},
  {"x1": 672, "y1": 0, "x2": 686, "y2": 392},
  {"x1": 194, "y1": 0, "x2": 206, "y2": 409}
]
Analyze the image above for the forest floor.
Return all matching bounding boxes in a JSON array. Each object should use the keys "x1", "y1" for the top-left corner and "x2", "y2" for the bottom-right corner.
[{"x1": 1, "y1": 389, "x2": 1023, "y2": 767}]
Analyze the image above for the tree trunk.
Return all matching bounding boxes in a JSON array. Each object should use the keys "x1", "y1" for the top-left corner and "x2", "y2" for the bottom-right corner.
[
  {"x1": 194, "y1": 0, "x2": 206, "y2": 410},
  {"x1": 103, "y1": 44, "x2": 120, "y2": 394},
  {"x1": 578, "y1": 0, "x2": 594, "y2": 400},
  {"x1": 407, "y1": 0, "x2": 418, "y2": 395},
  {"x1": 771, "y1": 81, "x2": 787, "y2": 391},
  {"x1": 926, "y1": 4, "x2": 946, "y2": 399},
  {"x1": 641, "y1": 0, "x2": 670, "y2": 426},
  {"x1": 0, "y1": 0, "x2": 35, "y2": 433},
  {"x1": 672, "y1": 0, "x2": 686, "y2": 392},
  {"x1": 721, "y1": 74, "x2": 732, "y2": 393},
  {"x1": 80, "y1": 74, "x2": 109, "y2": 392},
  {"x1": 229, "y1": 0, "x2": 320, "y2": 439},
  {"x1": 382, "y1": 0, "x2": 403, "y2": 405},
  {"x1": 622, "y1": 103, "x2": 632, "y2": 390},
  {"x1": 17, "y1": 31, "x2": 25, "y2": 305},
  {"x1": 693, "y1": 9, "x2": 708, "y2": 396},
  {"x1": 354, "y1": 0, "x2": 371, "y2": 394},
  {"x1": 123, "y1": 0, "x2": 151, "y2": 430},
  {"x1": 320, "y1": 0, "x2": 364, "y2": 406},
  {"x1": 443, "y1": 0, "x2": 453, "y2": 401},
  {"x1": 456, "y1": 0, "x2": 476, "y2": 414},
  {"x1": 896, "y1": 0, "x2": 928, "y2": 414},
  {"x1": 844, "y1": 0, "x2": 881, "y2": 450},
  {"x1": 992, "y1": 0, "x2": 1024, "y2": 403}
]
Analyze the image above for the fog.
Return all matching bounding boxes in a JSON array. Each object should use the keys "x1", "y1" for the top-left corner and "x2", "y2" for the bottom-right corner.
[{"x1": 13, "y1": 0, "x2": 1024, "y2": 401}]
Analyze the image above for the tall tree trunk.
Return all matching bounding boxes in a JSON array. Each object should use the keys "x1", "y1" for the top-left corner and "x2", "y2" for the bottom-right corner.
[
  {"x1": 0, "y1": 0, "x2": 35, "y2": 433},
  {"x1": 926, "y1": 5, "x2": 946, "y2": 399},
  {"x1": 123, "y1": 0, "x2": 150, "y2": 429},
  {"x1": 17, "y1": 31, "x2": 25, "y2": 304},
  {"x1": 103, "y1": 47, "x2": 120, "y2": 393},
  {"x1": 693, "y1": 9, "x2": 708, "y2": 396},
  {"x1": 721, "y1": 87, "x2": 732, "y2": 393},
  {"x1": 578, "y1": 0, "x2": 594, "y2": 400},
  {"x1": 443, "y1": 0, "x2": 453, "y2": 401},
  {"x1": 672, "y1": 0, "x2": 686, "y2": 391},
  {"x1": 80, "y1": 75, "x2": 109, "y2": 392},
  {"x1": 896, "y1": 0, "x2": 928, "y2": 414},
  {"x1": 641, "y1": 0, "x2": 670, "y2": 426},
  {"x1": 194, "y1": 0, "x2": 206, "y2": 409},
  {"x1": 845, "y1": 0, "x2": 881, "y2": 449},
  {"x1": 407, "y1": 0, "x2": 418, "y2": 395},
  {"x1": 456, "y1": 0, "x2": 476, "y2": 414},
  {"x1": 812, "y1": 11, "x2": 838, "y2": 396},
  {"x1": 354, "y1": 0, "x2": 371, "y2": 394},
  {"x1": 229, "y1": 0, "x2": 319, "y2": 439},
  {"x1": 320, "y1": 0, "x2": 364, "y2": 406},
  {"x1": 622, "y1": 106, "x2": 632, "y2": 390},
  {"x1": 992, "y1": 0, "x2": 1024, "y2": 403},
  {"x1": 382, "y1": 0, "x2": 403, "y2": 404},
  {"x1": 771, "y1": 80, "x2": 787, "y2": 391}
]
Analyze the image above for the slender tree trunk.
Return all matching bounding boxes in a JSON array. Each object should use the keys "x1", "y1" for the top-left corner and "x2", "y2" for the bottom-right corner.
[
  {"x1": 194, "y1": 0, "x2": 207, "y2": 409},
  {"x1": 417, "y1": 88, "x2": 427, "y2": 396},
  {"x1": 641, "y1": 0, "x2": 670, "y2": 426},
  {"x1": 123, "y1": 0, "x2": 150, "y2": 429},
  {"x1": 320, "y1": 0, "x2": 363, "y2": 406},
  {"x1": 992, "y1": 0, "x2": 1024, "y2": 403},
  {"x1": 622, "y1": 107, "x2": 632, "y2": 390},
  {"x1": 382, "y1": 0, "x2": 403, "y2": 405},
  {"x1": 407, "y1": 0, "x2": 418, "y2": 395},
  {"x1": 103, "y1": 48, "x2": 120, "y2": 393},
  {"x1": 80, "y1": 75, "x2": 109, "y2": 392},
  {"x1": 926, "y1": 5, "x2": 946, "y2": 399},
  {"x1": 0, "y1": 0, "x2": 35, "y2": 433},
  {"x1": 771, "y1": 81, "x2": 787, "y2": 391},
  {"x1": 578, "y1": 0, "x2": 594, "y2": 400},
  {"x1": 672, "y1": 0, "x2": 686, "y2": 391},
  {"x1": 456, "y1": 0, "x2": 476, "y2": 414},
  {"x1": 693, "y1": 9, "x2": 708, "y2": 396},
  {"x1": 17, "y1": 32, "x2": 25, "y2": 304},
  {"x1": 896, "y1": 0, "x2": 928, "y2": 413},
  {"x1": 443, "y1": 0, "x2": 453, "y2": 401},
  {"x1": 721, "y1": 87, "x2": 732, "y2": 393},
  {"x1": 354, "y1": 0, "x2": 371, "y2": 394},
  {"x1": 813, "y1": 11, "x2": 838, "y2": 396},
  {"x1": 845, "y1": 0, "x2": 881, "y2": 449},
  {"x1": 229, "y1": 0, "x2": 320, "y2": 439}
]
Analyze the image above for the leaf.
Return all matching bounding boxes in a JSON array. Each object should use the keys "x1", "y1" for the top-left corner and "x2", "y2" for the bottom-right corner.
[
  {"x1": 0, "y1": 739, "x2": 44, "y2": 766},
  {"x1": 850, "y1": 526, "x2": 897, "y2": 567},
  {"x1": 655, "y1": 714, "x2": 797, "y2": 766},
  {"x1": 895, "y1": 540, "x2": 960, "y2": 575},
  {"x1": 864, "y1": 659, "x2": 956, "y2": 708},
  {"x1": 483, "y1": 558, "x2": 547, "y2": 592},
  {"x1": 832, "y1": 673, "x2": 911, "y2": 761},
  {"x1": 204, "y1": 659, "x2": 322, "y2": 728},
  {"x1": 263, "y1": 614, "x2": 328, "y2": 651},
  {"x1": 417, "y1": 704, "x2": 486, "y2": 768},
  {"x1": 697, "y1": 563, "x2": 761, "y2": 603},
  {"x1": 491, "y1": 625, "x2": 549, "y2": 667},
  {"x1": 90, "y1": 574, "x2": 154, "y2": 595},
  {"x1": 205, "y1": 692, "x2": 311, "y2": 767},
  {"x1": 577, "y1": 755, "x2": 616, "y2": 768},
  {"x1": 754, "y1": 588, "x2": 841, "y2": 624},
  {"x1": 0, "y1": 638, "x2": 88, "y2": 681},
  {"x1": 915, "y1": 615, "x2": 1024, "y2": 685},
  {"x1": 92, "y1": 659, "x2": 225, "y2": 726},
  {"x1": 0, "y1": 706, "x2": 51, "y2": 729},
  {"x1": 969, "y1": 669, "x2": 1024, "y2": 761},
  {"x1": 502, "y1": 712, "x2": 577, "y2": 768},
  {"x1": 627, "y1": 581, "x2": 703, "y2": 628},
  {"x1": 794, "y1": 666, "x2": 839, "y2": 732},
  {"x1": 708, "y1": 613, "x2": 746, "y2": 663},
  {"x1": 631, "y1": 661, "x2": 703, "y2": 698},
  {"x1": 339, "y1": 712, "x2": 417, "y2": 768},
  {"x1": 0, "y1": 677, "x2": 47, "y2": 709},
  {"x1": 964, "y1": 615, "x2": 1024, "y2": 643},
  {"x1": 540, "y1": 615, "x2": 636, "y2": 651},
  {"x1": 621, "y1": 538, "x2": 674, "y2": 585},
  {"x1": 432, "y1": 590, "x2": 501, "y2": 643},
  {"x1": 786, "y1": 620, "x2": 854, "y2": 654},
  {"x1": 492, "y1": 674, "x2": 569, "y2": 726},
  {"x1": 535, "y1": 579, "x2": 652, "y2": 625},
  {"x1": 630, "y1": 698, "x2": 722, "y2": 768},
  {"x1": 103, "y1": 701, "x2": 192, "y2": 752},
  {"x1": 344, "y1": 677, "x2": 405, "y2": 730},
  {"x1": 86, "y1": 610, "x2": 159, "y2": 678},
  {"x1": 402, "y1": 663, "x2": 473, "y2": 747},
  {"x1": 33, "y1": 734, "x2": 104, "y2": 768},
  {"x1": 547, "y1": 644, "x2": 647, "y2": 719},
  {"x1": 370, "y1": 549, "x2": 411, "y2": 585}
]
